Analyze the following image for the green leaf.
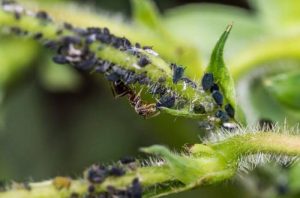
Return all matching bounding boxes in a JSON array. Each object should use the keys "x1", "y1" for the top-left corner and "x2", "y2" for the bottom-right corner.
[
  {"x1": 131, "y1": 0, "x2": 162, "y2": 30},
  {"x1": 264, "y1": 71, "x2": 300, "y2": 110},
  {"x1": 141, "y1": 145, "x2": 205, "y2": 184},
  {"x1": 206, "y1": 25, "x2": 236, "y2": 108}
]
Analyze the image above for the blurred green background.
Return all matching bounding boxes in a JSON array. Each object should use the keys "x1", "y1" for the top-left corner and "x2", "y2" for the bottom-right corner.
[{"x1": 1, "y1": 0, "x2": 300, "y2": 197}]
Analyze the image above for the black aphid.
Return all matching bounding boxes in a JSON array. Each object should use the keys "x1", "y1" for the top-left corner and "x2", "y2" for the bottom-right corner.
[
  {"x1": 182, "y1": 77, "x2": 197, "y2": 89},
  {"x1": 135, "y1": 43, "x2": 141, "y2": 48},
  {"x1": 96, "y1": 32, "x2": 111, "y2": 44},
  {"x1": 61, "y1": 36, "x2": 81, "y2": 45},
  {"x1": 88, "y1": 185, "x2": 95, "y2": 193},
  {"x1": 210, "y1": 83, "x2": 219, "y2": 92},
  {"x1": 193, "y1": 104, "x2": 206, "y2": 114},
  {"x1": 109, "y1": 167, "x2": 126, "y2": 177},
  {"x1": 122, "y1": 37, "x2": 131, "y2": 49},
  {"x1": 107, "y1": 73, "x2": 121, "y2": 82},
  {"x1": 10, "y1": 27, "x2": 22, "y2": 35},
  {"x1": 95, "y1": 61, "x2": 111, "y2": 73},
  {"x1": 225, "y1": 104, "x2": 235, "y2": 118},
  {"x1": 157, "y1": 94, "x2": 175, "y2": 108},
  {"x1": 75, "y1": 58, "x2": 96, "y2": 71},
  {"x1": 136, "y1": 73, "x2": 150, "y2": 85},
  {"x1": 103, "y1": 27, "x2": 110, "y2": 35},
  {"x1": 63, "y1": 22, "x2": 73, "y2": 30},
  {"x1": 137, "y1": 56, "x2": 151, "y2": 67},
  {"x1": 149, "y1": 83, "x2": 167, "y2": 96},
  {"x1": 212, "y1": 90, "x2": 223, "y2": 106},
  {"x1": 120, "y1": 156, "x2": 135, "y2": 164},
  {"x1": 171, "y1": 63, "x2": 184, "y2": 84},
  {"x1": 129, "y1": 178, "x2": 142, "y2": 198},
  {"x1": 87, "y1": 165, "x2": 108, "y2": 184},
  {"x1": 215, "y1": 110, "x2": 229, "y2": 122},
  {"x1": 201, "y1": 73, "x2": 214, "y2": 91},
  {"x1": 52, "y1": 55, "x2": 68, "y2": 64},
  {"x1": 33, "y1": 32, "x2": 43, "y2": 40},
  {"x1": 44, "y1": 41, "x2": 58, "y2": 49},
  {"x1": 36, "y1": 11, "x2": 50, "y2": 21},
  {"x1": 123, "y1": 72, "x2": 138, "y2": 84},
  {"x1": 87, "y1": 27, "x2": 101, "y2": 34}
]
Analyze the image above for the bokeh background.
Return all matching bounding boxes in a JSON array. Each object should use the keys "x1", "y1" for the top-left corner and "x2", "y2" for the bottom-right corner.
[{"x1": 1, "y1": 0, "x2": 300, "y2": 197}]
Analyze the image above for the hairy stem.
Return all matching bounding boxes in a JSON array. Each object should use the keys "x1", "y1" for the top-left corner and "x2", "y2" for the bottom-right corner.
[
  {"x1": 212, "y1": 131, "x2": 300, "y2": 162},
  {"x1": 2, "y1": 130, "x2": 300, "y2": 197},
  {"x1": 0, "y1": 4, "x2": 225, "y2": 123}
]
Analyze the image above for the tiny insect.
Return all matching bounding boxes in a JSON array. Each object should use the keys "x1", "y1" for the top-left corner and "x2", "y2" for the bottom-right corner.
[
  {"x1": 210, "y1": 83, "x2": 219, "y2": 92},
  {"x1": 202, "y1": 73, "x2": 214, "y2": 91},
  {"x1": 128, "y1": 89, "x2": 160, "y2": 119},
  {"x1": 36, "y1": 11, "x2": 50, "y2": 21},
  {"x1": 181, "y1": 77, "x2": 197, "y2": 88},
  {"x1": 193, "y1": 104, "x2": 206, "y2": 114},
  {"x1": 212, "y1": 90, "x2": 223, "y2": 106},
  {"x1": 108, "y1": 167, "x2": 126, "y2": 177},
  {"x1": 171, "y1": 63, "x2": 184, "y2": 83},
  {"x1": 52, "y1": 55, "x2": 68, "y2": 64},
  {"x1": 33, "y1": 32, "x2": 43, "y2": 40},
  {"x1": 129, "y1": 178, "x2": 142, "y2": 198},
  {"x1": 86, "y1": 165, "x2": 108, "y2": 184},
  {"x1": 157, "y1": 94, "x2": 176, "y2": 108},
  {"x1": 120, "y1": 156, "x2": 135, "y2": 164},
  {"x1": 215, "y1": 110, "x2": 229, "y2": 122},
  {"x1": 225, "y1": 103, "x2": 235, "y2": 118},
  {"x1": 137, "y1": 56, "x2": 151, "y2": 67},
  {"x1": 111, "y1": 82, "x2": 159, "y2": 118}
]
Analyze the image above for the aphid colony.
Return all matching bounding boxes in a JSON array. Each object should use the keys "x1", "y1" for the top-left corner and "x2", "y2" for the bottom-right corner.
[
  {"x1": 1, "y1": 1, "x2": 237, "y2": 128},
  {"x1": 201, "y1": 73, "x2": 236, "y2": 130},
  {"x1": 84, "y1": 158, "x2": 142, "y2": 198}
]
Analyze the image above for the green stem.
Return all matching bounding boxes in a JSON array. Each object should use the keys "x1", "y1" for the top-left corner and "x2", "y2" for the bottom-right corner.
[
  {"x1": 0, "y1": 6, "x2": 219, "y2": 120},
  {"x1": 2, "y1": 131, "x2": 300, "y2": 197},
  {"x1": 230, "y1": 36, "x2": 300, "y2": 79},
  {"x1": 212, "y1": 132, "x2": 300, "y2": 162},
  {"x1": 20, "y1": 0, "x2": 203, "y2": 78},
  {"x1": 0, "y1": 166, "x2": 173, "y2": 198}
]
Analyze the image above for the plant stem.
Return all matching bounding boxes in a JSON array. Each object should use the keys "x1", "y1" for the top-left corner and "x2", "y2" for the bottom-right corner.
[
  {"x1": 230, "y1": 36, "x2": 300, "y2": 79},
  {"x1": 2, "y1": 131, "x2": 300, "y2": 197},
  {"x1": 0, "y1": 6, "x2": 220, "y2": 120},
  {"x1": 212, "y1": 131, "x2": 300, "y2": 162}
]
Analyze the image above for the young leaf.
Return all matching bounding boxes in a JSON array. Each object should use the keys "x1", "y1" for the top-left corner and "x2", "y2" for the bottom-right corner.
[
  {"x1": 140, "y1": 145, "x2": 222, "y2": 185},
  {"x1": 206, "y1": 24, "x2": 236, "y2": 108}
]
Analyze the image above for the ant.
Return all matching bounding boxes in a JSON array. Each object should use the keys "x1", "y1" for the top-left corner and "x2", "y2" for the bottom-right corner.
[{"x1": 111, "y1": 81, "x2": 160, "y2": 119}]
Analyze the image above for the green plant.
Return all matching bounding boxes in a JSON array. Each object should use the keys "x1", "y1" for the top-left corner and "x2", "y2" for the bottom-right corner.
[{"x1": 0, "y1": 0, "x2": 300, "y2": 198}]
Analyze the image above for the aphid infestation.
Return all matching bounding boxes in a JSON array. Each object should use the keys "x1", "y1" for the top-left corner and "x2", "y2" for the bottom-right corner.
[{"x1": 0, "y1": 0, "x2": 300, "y2": 198}]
